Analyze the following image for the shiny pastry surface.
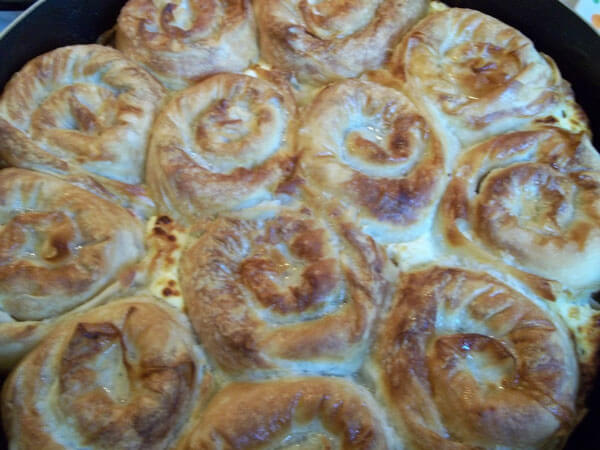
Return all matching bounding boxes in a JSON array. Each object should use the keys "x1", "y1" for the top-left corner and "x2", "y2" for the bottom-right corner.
[
  {"x1": 146, "y1": 72, "x2": 297, "y2": 221},
  {"x1": 0, "y1": 169, "x2": 144, "y2": 369},
  {"x1": 0, "y1": 44, "x2": 164, "y2": 217},
  {"x1": 391, "y1": 8, "x2": 579, "y2": 149},
  {"x1": 298, "y1": 79, "x2": 446, "y2": 243},
  {"x1": 2, "y1": 298, "x2": 212, "y2": 450},
  {"x1": 439, "y1": 127, "x2": 600, "y2": 299},
  {"x1": 0, "y1": 1, "x2": 598, "y2": 449},
  {"x1": 116, "y1": 0, "x2": 259, "y2": 90},
  {"x1": 370, "y1": 266, "x2": 579, "y2": 449},
  {"x1": 180, "y1": 202, "x2": 388, "y2": 375},
  {"x1": 254, "y1": 0, "x2": 427, "y2": 85}
]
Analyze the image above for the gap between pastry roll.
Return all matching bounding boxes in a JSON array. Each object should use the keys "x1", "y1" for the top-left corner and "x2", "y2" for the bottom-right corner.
[
  {"x1": 390, "y1": 7, "x2": 588, "y2": 154},
  {"x1": 0, "y1": 169, "x2": 145, "y2": 370},
  {"x1": 297, "y1": 78, "x2": 447, "y2": 245},
  {"x1": 175, "y1": 377, "x2": 397, "y2": 449},
  {"x1": 2, "y1": 297, "x2": 213, "y2": 450},
  {"x1": 116, "y1": 0, "x2": 259, "y2": 90},
  {"x1": 0, "y1": 44, "x2": 165, "y2": 218},
  {"x1": 367, "y1": 266, "x2": 579, "y2": 450},
  {"x1": 146, "y1": 71, "x2": 298, "y2": 222},
  {"x1": 254, "y1": 0, "x2": 428, "y2": 86},
  {"x1": 180, "y1": 201, "x2": 390, "y2": 376}
]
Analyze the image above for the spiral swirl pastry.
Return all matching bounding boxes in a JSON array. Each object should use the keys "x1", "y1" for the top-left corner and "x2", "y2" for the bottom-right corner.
[
  {"x1": 2, "y1": 297, "x2": 212, "y2": 449},
  {"x1": 0, "y1": 169, "x2": 144, "y2": 369},
  {"x1": 254, "y1": 0, "x2": 427, "y2": 85},
  {"x1": 298, "y1": 79, "x2": 445, "y2": 243},
  {"x1": 116, "y1": 0, "x2": 259, "y2": 90},
  {"x1": 0, "y1": 45, "x2": 165, "y2": 216},
  {"x1": 177, "y1": 377, "x2": 394, "y2": 449},
  {"x1": 146, "y1": 73, "x2": 297, "y2": 221},
  {"x1": 391, "y1": 8, "x2": 575, "y2": 148},
  {"x1": 180, "y1": 203, "x2": 387, "y2": 374},
  {"x1": 371, "y1": 266, "x2": 578, "y2": 449},
  {"x1": 439, "y1": 128, "x2": 600, "y2": 299}
]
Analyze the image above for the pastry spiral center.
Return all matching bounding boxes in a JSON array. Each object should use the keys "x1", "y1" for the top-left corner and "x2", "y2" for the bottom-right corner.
[
  {"x1": 299, "y1": 0, "x2": 379, "y2": 39},
  {"x1": 446, "y1": 42, "x2": 521, "y2": 99},
  {"x1": 0, "y1": 211, "x2": 76, "y2": 264},
  {"x1": 476, "y1": 164, "x2": 578, "y2": 250},
  {"x1": 240, "y1": 222, "x2": 342, "y2": 315},
  {"x1": 188, "y1": 81, "x2": 288, "y2": 173},
  {"x1": 158, "y1": 0, "x2": 220, "y2": 38},
  {"x1": 30, "y1": 84, "x2": 119, "y2": 162},
  {"x1": 344, "y1": 112, "x2": 427, "y2": 172},
  {"x1": 59, "y1": 311, "x2": 196, "y2": 446}
]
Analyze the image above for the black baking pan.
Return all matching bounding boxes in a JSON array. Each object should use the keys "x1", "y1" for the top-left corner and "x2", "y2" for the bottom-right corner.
[
  {"x1": 0, "y1": 0, "x2": 598, "y2": 448},
  {"x1": 0, "y1": 1, "x2": 33, "y2": 10}
]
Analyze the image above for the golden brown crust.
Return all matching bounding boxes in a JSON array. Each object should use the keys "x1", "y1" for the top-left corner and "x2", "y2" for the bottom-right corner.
[
  {"x1": 438, "y1": 127, "x2": 600, "y2": 298},
  {"x1": 391, "y1": 8, "x2": 578, "y2": 148},
  {"x1": 0, "y1": 168, "x2": 145, "y2": 370},
  {"x1": 116, "y1": 0, "x2": 259, "y2": 90},
  {"x1": 0, "y1": 44, "x2": 165, "y2": 217},
  {"x1": 371, "y1": 266, "x2": 579, "y2": 449},
  {"x1": 177, "y1": 377, "x2": 393, "y2": 449},
  {"x1": 180, "y1": 203, "x2": 388, "y2": 374},
  {"x1": 298, "y1": 79, "x2": 446, "y2": 243},
  {"x1": 146, "y1": 72, "x2": 297, "y2": 221},
  {"x1": 2, "y1": 297, "x2": 212, "y2": 450},
  {"x1": 254, "y1": 0, "x2": 427, "y2": 85}
]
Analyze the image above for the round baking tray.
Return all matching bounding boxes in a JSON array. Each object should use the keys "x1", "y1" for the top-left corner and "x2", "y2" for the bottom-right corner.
[{"x1": 0, "y1": 0, "x2": 598, "y2": 448}]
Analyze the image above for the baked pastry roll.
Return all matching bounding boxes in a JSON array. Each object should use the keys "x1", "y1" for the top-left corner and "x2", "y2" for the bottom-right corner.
[
  {"x1": 370, "y1": 266, "x2": 578, "y2": 449},
  {"x1": 391, "y1": 8, "x2": 579, "y2": 149},
  {"x1": 2, "y1": 297, "x2": 212, "y2": 449},
  {"x1": 177, "y1": 377, "x2": 394, "y2": 448},
  {"x1": 438, "y1": 128, "x2": 600, "y2": 300},
  {"x1": 116, "y1": 0, "x2": 259, "y2": 90},
  {"x1": 0, "y1": 169, "x2": 144, "y2": 369},
  {"x1": 146, "y1": 73, "x2": 297, "y2": 221},
  {"x1": 0, "y1": 45, "x2": 165, "y2": 217},
  {"x1": 298, "y1": 79, "x2": 445, "y2": 243},
  {"x1": 254, "y1": 0, "x2": 427, "y2": 85},
  {"x1": 180, "y1": 202, "x2": 388, "y2": 375}
]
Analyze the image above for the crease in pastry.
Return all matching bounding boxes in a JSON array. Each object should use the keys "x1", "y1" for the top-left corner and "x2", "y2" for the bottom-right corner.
[
  {"x1": 146, "y1": 72, "x2": 298, "y2": 222},
  {"x1": 437, "y1": 127, "x2": 600, "y2": 301},
  {"x1": 390, "y1": 7, "x2": 584, "y2": 153},
  {"x1": 254, "y1": 0, "x2": 428, "y2": 85},
  {"x1": 0, "y1": 168, "x2": 145, "y2": 370},
  {"x1": 116, "y1": 0, "x2": 259, "y2": 90},
  {"x1": 0, "y1": 44, "x2": 165, "y2": 218},
  {"x1": 368, "y1": 266, "x2": 579, "y2": 449},
  {"x1": 175, "y1": 377, "x2": 397, "y2": 449},
  {"x1": 1, "y1": 297, "x2": 213, "y2": 450},
  {"x1": 298, "y1": 78, "x2": 447, "y2": 244},
  {"x1": 180, "y1": 201, "x2": 389, "y2": 376}
]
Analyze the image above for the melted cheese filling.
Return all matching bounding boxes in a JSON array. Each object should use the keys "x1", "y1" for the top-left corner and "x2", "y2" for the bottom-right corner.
[{"x1": 144, "y1": 216, "x2": 187, "y2": 310}]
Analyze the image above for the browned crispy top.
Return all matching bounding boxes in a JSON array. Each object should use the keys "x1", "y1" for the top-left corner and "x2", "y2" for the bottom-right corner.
[
  {"x1": 372, "y1": 266, "x2": 578, "y2": 449},
  {"x1": 0, "y1": 168, "x2": 144, "y2": 322},
  {"x1": 2, "y1": 298, "x2": 211, "y2": 450},
  {"x1": 0, "y1": 44, "x2": 164, "y2": 216},
  {"x1": 254, "y1": 0, "x2": 427, "y2": 84},
  {"x1": 180, "y1": 203, "x2": 387, "y2": 374},
  {"x1": 298, "y1": 79, "x2": 446, "y2": 243},
  {"x1": 146, "y1": 72, "x2": 297, "y2": 221},
  {"x1": 438, "y1": 127, "x2": 600, "y2": 296},
  {"x1": 177, "y1": 377, "x2": 391, "y2": 449},
  {"x1": 391, "y1": 8, "x2": 573, "y2": 146},
  {"x1": 116, "y1": 0, "x2": 258, "y2": 89}
]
